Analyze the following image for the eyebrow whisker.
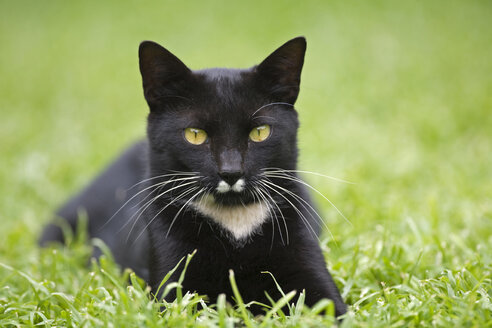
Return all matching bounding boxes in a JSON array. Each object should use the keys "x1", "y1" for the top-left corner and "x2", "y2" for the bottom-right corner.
[
  {"x1": 252, "y1": 115, "x2": 278, "y2": 122},
  {"x1": 250, "y1": 102, "x2": 294, "y2": 118}
]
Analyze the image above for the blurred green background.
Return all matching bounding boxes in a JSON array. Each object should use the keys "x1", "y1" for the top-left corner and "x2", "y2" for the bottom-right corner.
[{"x1": 1, "y1": 0, "x2": 491, "y2": 325}]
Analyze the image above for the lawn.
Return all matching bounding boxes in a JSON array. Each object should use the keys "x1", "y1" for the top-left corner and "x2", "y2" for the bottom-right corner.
[{"x1": 1, "y1": 0, "x2": 491, "y2": 326}]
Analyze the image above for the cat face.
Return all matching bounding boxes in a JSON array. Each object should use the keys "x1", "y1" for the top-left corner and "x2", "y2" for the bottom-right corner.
[{"x1": 139, "y1": 38, "x2": 306, "y2": 212}]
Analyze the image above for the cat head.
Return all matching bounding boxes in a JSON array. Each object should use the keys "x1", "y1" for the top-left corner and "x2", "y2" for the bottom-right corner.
[{"x1": 138, "y1": 37, "x2": 306, "y2": 210}]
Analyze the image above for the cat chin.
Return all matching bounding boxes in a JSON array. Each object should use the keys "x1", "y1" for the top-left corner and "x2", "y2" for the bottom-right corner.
[{"x1": 191, "y1": 193, "x2": 269, "y2": 240}]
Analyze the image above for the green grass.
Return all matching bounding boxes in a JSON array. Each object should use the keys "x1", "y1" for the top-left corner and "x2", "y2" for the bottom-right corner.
[{"x1": 1, "y1": 0, "x2": 491, "y2": 326}]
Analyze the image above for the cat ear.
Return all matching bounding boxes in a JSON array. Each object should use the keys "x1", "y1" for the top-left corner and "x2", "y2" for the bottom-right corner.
[
  {"x1": 139, "y1": 41, "x2": 192, "y2": 110},
  {"x1": 256, "y1": 37, "x2": 306, "y2": 104}
]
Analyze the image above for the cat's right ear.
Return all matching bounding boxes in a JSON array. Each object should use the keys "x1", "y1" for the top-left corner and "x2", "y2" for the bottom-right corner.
[
  {"x1": 255, "y1": 37, "x2": 306, "y2": 104},
  {"x1": 139, "y1": 41, "x2": 193, "y2": 111}
]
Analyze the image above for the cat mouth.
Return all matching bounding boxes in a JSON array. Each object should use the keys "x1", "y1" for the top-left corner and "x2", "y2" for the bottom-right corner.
[
  {"x1": 212, "y1": 191, "x2": 255, "y2": 206},
  {"x1": 211, "y1": 178, "x2": 255, "y2": 206}
]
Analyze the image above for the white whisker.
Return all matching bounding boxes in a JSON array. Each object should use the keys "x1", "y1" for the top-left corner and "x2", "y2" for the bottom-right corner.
[
  {"x1": 249, "y1": 188, "x2": 275, "y2": 248},
  {"x1": 255, "y1": 185, "x2": 284, "y2": 245},
  {"x1": 261, "y1": 178, "x2": 338, "y2": 246},
  {"x1": 257, "y1": 180, "x2": 319, "y2": 241},
  {"x1": 262, "y1": 172, "x2": 352, "y2": 226},
  {"x1": 123, "y1": 180, "x2": 199, "y2": 238},
  {"x1": 126, "y1": 171, "x2": 200, "y2": 191},
  {"x1": 250, "y1": 102, "x2": 294, "y2": 118},
  {"x1": 262, "y1": 167, "x2": 355, "y2": 184},
  {"x1": 255, "y1": 183, "x2": 289, "y2": 245},
  {"x1": 102, "y1": 175, "x2": 201, "y2": 231},
  {"x1": 166, "y1": 188, "x2": 206, "y2": 237},
  {"x1": 128, "y1": 176, "x2": 202, "y2": 210},
  {"x1": 131, "y1": 186, "x2": 200, "y2": 244},
  {"x1": 102, "y1": 181, "x2": 167, "y2": 230}
]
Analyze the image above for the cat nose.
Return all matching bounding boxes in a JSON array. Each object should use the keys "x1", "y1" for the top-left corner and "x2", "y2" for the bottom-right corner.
[
  {"x1": 218, "y1": 171, "x2": 243, "y2": 186},
  {"x1": 218, "y1": 149, "x2": 243, "y2": 186}
]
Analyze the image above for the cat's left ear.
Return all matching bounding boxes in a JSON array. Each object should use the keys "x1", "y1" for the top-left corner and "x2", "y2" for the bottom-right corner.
[{"x1": 256, "y1": 37, "x2": 306, "y2": 104}]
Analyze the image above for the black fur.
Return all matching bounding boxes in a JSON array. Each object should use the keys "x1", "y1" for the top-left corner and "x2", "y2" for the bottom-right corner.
[{"x1": 40, "y1": 37, "x2": 347, "y2": 317}]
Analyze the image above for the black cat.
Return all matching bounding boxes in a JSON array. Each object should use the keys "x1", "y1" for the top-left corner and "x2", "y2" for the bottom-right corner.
[{"x1": 40, "y1": 37, "x2": 347, "y2": 317}]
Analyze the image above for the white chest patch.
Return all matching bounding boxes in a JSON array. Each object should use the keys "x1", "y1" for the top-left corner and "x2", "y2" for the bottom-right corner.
[{"x1": 192, "y1": 194, "x2": 269, "y2": 240}]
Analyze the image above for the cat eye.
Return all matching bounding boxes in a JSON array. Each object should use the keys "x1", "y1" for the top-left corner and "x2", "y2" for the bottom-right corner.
[
  {"x1": 184, "y1": 128, "x2": 208, "y2": 145},
  {"x1": 249, "y1": 125, "x2": 271, "y2": 142}
]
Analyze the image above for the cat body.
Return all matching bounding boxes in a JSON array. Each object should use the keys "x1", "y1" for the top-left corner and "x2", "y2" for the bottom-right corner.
[{"x1": 40, "y1": 37, "x2": 347, "y2": 317}]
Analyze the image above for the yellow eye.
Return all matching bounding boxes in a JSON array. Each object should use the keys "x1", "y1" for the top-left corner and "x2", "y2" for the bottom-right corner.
[
  {"x1": 249, "y1": 125, "x2": 271, "y2": 142},
  {"x1": 184, "y1": 128, "x2": 207, "y2": 145}
]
